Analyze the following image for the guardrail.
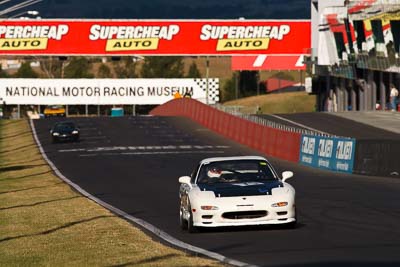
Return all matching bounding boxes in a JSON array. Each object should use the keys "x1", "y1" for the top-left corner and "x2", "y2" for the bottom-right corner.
[{"x1": 213, "y1": 104, "x2": 336, "y2": 138}]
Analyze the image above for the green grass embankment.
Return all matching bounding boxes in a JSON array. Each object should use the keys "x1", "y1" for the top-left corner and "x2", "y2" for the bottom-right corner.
[
  {"x1": 223, "y1": 92, "x2": 316, "y2": 114},
  {"x1": 0, "y1": 120, "x2": 223, "y2": 267}
]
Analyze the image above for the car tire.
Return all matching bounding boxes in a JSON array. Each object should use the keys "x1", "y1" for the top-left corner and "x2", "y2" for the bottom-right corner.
[{"x1": 179, "y1": 209, "x2": 188, "y2": 230}]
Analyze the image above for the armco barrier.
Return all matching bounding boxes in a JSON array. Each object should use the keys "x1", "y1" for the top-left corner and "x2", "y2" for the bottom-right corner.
[{"x1": 151, "y1": 98, "x2": 301, "y2": 162}]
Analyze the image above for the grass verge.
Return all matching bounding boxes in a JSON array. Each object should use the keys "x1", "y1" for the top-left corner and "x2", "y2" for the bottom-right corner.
[
  {"x1": 0, "y1": 119, "x2": 223, "y2": 267},
  {"x1": 223, "y1": 91, "x2": 317, "y2": 114}
]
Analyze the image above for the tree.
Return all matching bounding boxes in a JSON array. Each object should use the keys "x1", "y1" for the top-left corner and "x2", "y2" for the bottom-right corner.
[
  {"x1": 239, "y1": 71, "x2": 258, "y2": 97},
  {"x1": 98, "y1": 63, "x2": 112, "y2": 78},
  {"x1": 14, "y1": 62, "x2": 39, "y2": 78},
  {"x1": 39, "y1": 57, "x2": 63, "y2": 78},
  {"x1": 113, "y1": 57, "x2": 137, "y2": 78},
  {"x1": 140, "y1": 57, "x2": 184, "y2": 78},
  {"x1": 186, "y1": 61, "x2": 201, "y2": 78},
  {"x1": 0, "y1": 65, "x2": 8, "y2": 78},
  {"x1": 63, "y1": 57, "x2": 94, "y2": 78},
  {"x1": 221, "y1": 74, "x2": 237, "y2": 102}
]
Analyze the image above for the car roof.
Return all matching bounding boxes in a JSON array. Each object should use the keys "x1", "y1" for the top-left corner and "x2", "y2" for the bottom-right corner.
[{"x1": 199, "y1": 156, "x2": 269, "y2": 164}]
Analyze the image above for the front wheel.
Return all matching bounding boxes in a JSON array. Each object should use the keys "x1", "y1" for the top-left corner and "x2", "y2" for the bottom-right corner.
[{"x1": 179, "y1": 208, "x2": 188, "y2": 230}]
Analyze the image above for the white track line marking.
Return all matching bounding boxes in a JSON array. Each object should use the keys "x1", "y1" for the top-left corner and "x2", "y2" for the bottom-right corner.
[
  {"x1": 59, "y1": 145, "x2": 230, "y2": 153},
  {"x1": 79, "y1": 151, "x2": 226, "y2": 157}
]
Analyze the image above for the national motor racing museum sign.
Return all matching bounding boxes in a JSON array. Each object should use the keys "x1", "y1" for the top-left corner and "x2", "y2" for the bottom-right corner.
[
  {"x1": 0, "y1": 78, "x2": 220, "y2": 105},
  {"x1": 0, "y1": 19, "x2": 310, "y2": 55}
]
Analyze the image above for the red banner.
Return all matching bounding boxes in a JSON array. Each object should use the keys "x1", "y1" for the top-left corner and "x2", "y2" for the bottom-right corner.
[
  {"x1": 0, "y1": 19, "x2": 310, "y2": 55},
  {"x1": 231, "y1": 55, "x2": 306, "y2": 70}
]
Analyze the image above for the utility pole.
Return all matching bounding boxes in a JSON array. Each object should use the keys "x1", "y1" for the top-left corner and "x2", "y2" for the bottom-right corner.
[{"x1": 60, "y1": 59, "x2": 69, "y2": 116}]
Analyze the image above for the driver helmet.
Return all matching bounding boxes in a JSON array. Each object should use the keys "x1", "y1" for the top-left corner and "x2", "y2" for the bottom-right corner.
[{"x1": 207, "y1": 167, "x2": 222, "y2": 178}]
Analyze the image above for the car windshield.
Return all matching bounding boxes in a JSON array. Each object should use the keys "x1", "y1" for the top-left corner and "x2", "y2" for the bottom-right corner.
[
  {"x1": 197, "y1": 160, "x2": 277, "y2": 184},
  {"x1": 54, "y1": 122, "x2": 75, "y2": 131}
]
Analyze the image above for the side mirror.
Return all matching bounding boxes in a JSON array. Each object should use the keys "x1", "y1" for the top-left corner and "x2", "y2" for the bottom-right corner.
[
  {"x1": 282, "y1": 171, "x2": 294, "y2": 183},
  {"x1": 179, "y1": 176, "x2": 191, "y2": 185}
]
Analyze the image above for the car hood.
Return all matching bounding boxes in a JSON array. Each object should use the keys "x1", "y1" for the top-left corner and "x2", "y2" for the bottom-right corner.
[
  {"x1": 54, "y1": 128, "x2": 75, "y2": 134},
  {"x1": 198, "y1": 180, "x2": 283, "y2": 197}
]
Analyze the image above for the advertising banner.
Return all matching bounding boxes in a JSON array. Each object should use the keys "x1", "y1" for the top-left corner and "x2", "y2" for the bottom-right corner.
[
  {"x1": 299, "y1": 135, "x2": 356, "y2": 173},
  {"x1": 0, "y1": 19, "x2": 310, "y2": 55},
  {"x1": 231, "y1": 55, "x2": 306, "y2": 70},
  {"x1": 0, "y1": 78, "x2": 219, "y2": 105}
]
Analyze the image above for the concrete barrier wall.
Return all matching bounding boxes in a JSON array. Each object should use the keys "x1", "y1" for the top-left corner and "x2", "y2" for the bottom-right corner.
[
  {"x1": 151, "y1": 98, "x2": 400, "y2": 177},
  {"x1": 150, "y1": 98, "x2": 301, "y2": 162}
]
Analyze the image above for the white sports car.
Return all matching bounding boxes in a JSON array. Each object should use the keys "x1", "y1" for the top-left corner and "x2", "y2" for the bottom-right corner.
[{"x1": 179, "y1": 156, "x2": 296, "y2": 233}]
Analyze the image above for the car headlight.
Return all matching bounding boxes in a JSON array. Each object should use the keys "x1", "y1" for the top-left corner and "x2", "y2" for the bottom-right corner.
[
  {"x1": 201, "y1": 206, "x2": 219, "y2": 210},
  {"x1": 52, "y1": 132, "x2": 60, "y2": 136},
  {"x1": 271, "y1": 202, "x2": 288, "y2": 207},
  {"x1": 72, "y1": 130, "x2": 79, "y2": 134}
]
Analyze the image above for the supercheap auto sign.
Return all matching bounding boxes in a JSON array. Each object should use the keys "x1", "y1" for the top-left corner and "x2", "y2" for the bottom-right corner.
[{"x1": 0, "y1": 19, "x2": 310, "y2": 55}]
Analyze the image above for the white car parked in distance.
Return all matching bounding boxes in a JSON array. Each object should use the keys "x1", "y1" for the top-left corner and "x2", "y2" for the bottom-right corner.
[{"x1": 179, "y1": 156, "x2": 296, "y2": 233}]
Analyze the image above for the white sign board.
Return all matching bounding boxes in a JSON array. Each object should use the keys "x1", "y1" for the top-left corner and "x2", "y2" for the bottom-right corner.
[
  {"x1": 0, "y1": 78, "x2": 219, "y2": 105},
  {"x1": 305, "y1": 77, "x2": 312, "y2": 93}
]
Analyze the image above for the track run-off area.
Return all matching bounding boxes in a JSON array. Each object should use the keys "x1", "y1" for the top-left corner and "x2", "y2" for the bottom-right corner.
[{"x1": 33, "y1": 116, "x2": 400, "y2": 267}]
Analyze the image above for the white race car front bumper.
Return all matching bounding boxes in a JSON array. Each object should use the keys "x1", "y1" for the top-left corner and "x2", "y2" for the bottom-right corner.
[{"x1": 190, "y1": 195, "x2": 296, "y2": 227}]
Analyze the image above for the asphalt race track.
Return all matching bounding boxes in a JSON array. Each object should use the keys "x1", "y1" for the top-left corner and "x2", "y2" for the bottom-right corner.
[
  {"x1": 33, "y1": 116, "x2": 400, "y2": 267},
  {"x1": 259, "y1": 113, "x2": 400, "y2": 140}
]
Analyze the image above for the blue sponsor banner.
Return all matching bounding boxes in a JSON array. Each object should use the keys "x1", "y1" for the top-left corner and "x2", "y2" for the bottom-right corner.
[{"x1": 299, "y1": 135, "x2": 356, "y2": 173}]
